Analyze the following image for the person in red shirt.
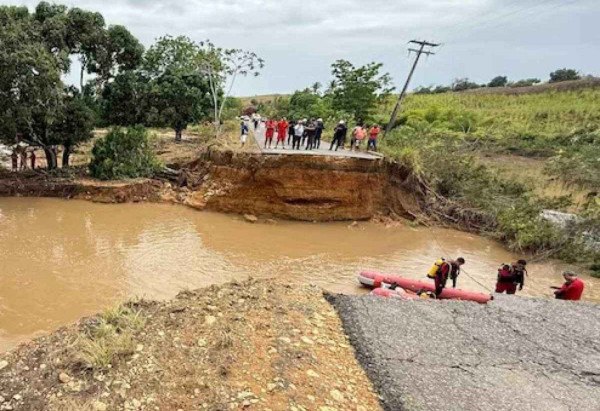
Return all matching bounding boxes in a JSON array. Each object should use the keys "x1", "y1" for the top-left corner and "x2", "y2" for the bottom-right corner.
[
  {"x1": 552, "y1": 271, "x2": 585, "y2": 301},
  {"x1": 264, "y1": 119, "x2": 276, "y2": 149},
  {"x1": 495, "y1": 259, "x2": 527, "y2": 295},
  {"x1": 434, "y1": 257, "x2": 465, "y2": 297},
  {"x1": 367, "y1": 124, "x2": 381, "y2": 152},
  {"x1": 275, "y1": 118, "x2": 288, "y2": 149}
]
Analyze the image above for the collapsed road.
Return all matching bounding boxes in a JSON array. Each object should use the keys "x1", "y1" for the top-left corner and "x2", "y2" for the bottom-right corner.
[{"x1": 330, "y1": 294, "x2": 600, "y2": 411}]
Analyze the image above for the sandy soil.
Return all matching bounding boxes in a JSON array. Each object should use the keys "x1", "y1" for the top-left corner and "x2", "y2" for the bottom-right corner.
[{"x1": 0, "y1": 280, "x2": 381, "y2": 411}]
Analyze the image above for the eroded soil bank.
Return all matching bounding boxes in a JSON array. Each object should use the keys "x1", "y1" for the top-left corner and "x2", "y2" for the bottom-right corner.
[
  {"x1": 0, "y1": 280, "x2": 381, "y2": 411},
  {"x1": 0, "y1": 150, "x2": 423, "y2": 222}
]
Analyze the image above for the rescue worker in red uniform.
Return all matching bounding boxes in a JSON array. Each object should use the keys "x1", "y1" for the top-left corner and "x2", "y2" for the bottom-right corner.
[
  {"x1": 495, "y1": 259, "x2": 527, "y2": 294},
  {"x1": 434, "y1": 257, "x2": 465, "y2": 297},
  {"x1": 275, "y1": 118, "x2": 288, "y2": 149},
  {"x1": 264, "y1": 119, "x2": 276, "y2": 149},
  {"x1": 552, "y1": 271, "x2": 585, "y2": 301}
]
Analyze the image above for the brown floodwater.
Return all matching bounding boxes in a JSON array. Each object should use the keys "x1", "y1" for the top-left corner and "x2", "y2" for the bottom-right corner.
[{"x1": 0, "y1": 198, "x2": 597, "y2": 351}]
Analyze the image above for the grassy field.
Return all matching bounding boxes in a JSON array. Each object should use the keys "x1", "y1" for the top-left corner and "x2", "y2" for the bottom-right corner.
[{"x1": 376, "y1": 86, "x2": 599, "y2": 268}]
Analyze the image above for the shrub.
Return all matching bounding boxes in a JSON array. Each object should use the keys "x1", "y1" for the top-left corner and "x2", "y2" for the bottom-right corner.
[{"x1": 89, "y1": 126, "x2": 160, "y2": 180}]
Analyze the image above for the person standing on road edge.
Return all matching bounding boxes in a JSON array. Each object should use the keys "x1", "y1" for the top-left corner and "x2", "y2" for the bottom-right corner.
[
  {"x1": 552, "y1": 271, "x2": 584, "y2": 301},
  {"x1": 264, "y1": 119, "x2": 276, "y2": 149},
  {"x1": 305, "y1": 119, "x2": 317, "y2": 150},
  {"x1": 275, "y1": 117, "x2": 288, "y2": 149},
  {"x1": 240, "y1": 121, "x2": 249, "y2": 147},
  {"x1": 432, "y1": 257, "x2": 465, "y2": 297},
  {"x1": 11, "y1": 149, "x2": 18, "y2": 171},
  {"x1": 330, "y1": 121, "x2": 347, "y2": 151},
  {"x1": 367, "y1": 124, "x2": 380, "y2": 151},
  {"x1": 287, "y1": 120, "x2": 295, "y2": 146},
  {"x1": 351, "y1": 124, "x2": 366, "y2": 151},
  {"x1": 315, "y1": 118, "x2": 324, "y2": 149},
  {"x1": 293, "y1": 121, "x2": 304, "y2": 150}
]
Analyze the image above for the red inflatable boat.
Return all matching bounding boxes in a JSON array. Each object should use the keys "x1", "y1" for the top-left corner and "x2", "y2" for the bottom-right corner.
[
  {"x1": 358, "y1": 271, "x2": 492, "y2": 304},
  {"x1": 371, "y1": 287, "x2": 421, "y2": 300}
]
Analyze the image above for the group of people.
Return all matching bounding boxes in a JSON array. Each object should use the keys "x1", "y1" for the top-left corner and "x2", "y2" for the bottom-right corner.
[
  {"x1": 10, "y1": 149, "x2": 36, "y2": 171},
  {"x1": 429, "y1": 257, "x2": 585, "y2": 301},
  {"x1": 242, "y1": 116, "x2": 382, "y2": 152}
]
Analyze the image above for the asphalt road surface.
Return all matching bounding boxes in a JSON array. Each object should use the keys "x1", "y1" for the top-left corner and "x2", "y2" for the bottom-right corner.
[
  {"x1": 329, "y1": 293, "x2": 600, "y2": 411},
  {"x1": 251, "y1": 122, "x2": 382, "y2": 160}
]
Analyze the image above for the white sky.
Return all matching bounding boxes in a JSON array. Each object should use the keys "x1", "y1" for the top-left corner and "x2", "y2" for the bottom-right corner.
[{"x1": 4, "y1": 0, "x2": 599, "y2": 96}]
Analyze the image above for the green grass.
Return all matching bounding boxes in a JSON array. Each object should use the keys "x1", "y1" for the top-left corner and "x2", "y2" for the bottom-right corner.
[{"x1": 74, "y1": 304, "x2": 145, "y2": 371}]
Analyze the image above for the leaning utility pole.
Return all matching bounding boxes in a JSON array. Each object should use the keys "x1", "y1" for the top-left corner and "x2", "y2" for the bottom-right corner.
[{"x1": 385, "y1": 40, "x2": 439, "y2": 136}]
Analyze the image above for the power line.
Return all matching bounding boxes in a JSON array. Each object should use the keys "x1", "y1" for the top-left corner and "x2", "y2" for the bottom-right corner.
[
  {"x1": 444, "y1": 0, "x2": 584, "y2": 45},
  {"x1": 384, "y1": 40, "x2": 439, "y2": 136}
]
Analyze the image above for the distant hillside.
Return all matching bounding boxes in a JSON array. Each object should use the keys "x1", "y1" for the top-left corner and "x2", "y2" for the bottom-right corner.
[
  {"x1": 458, "y1": 77, "x2": 600, "y2": 95},
  {"x1": 240, "y1": 78, "x2": 600, "y2": 105},
  {"x1": 239, "y1": 94, "x2": 288, "y2": 107}
]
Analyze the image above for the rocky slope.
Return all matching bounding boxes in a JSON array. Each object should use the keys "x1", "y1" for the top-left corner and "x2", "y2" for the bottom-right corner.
[{"x1": 0, "y1": 280, "x2": 380, "y2": 411}]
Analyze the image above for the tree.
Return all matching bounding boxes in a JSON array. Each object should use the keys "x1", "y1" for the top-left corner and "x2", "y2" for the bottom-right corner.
[
  {"x1": 52, "y1": 89, "x2": 95, "y2": 167},
  {"x1": 0, "y1": 3, "x2": 143, "y2": 169},
  {"x1": 549, "y1": 68, "x2": 580, "y2": 83},
  {"x1": 414, "y1": 86, "x2": 432, "y2": 94},
  {"x1": 143, "y1": 36, "x2": 212, "y2": 141},
  {"x1": 0, "y1": 5, "x2": 65, "y2": 169},
  {"x1": 452, "y1": 78, "x2": 480, "y2": 92},
  {"x1": 101, "y1": 71, "x2": 150, "y2": 126},
  {"x1": 197, "y1": 40, "x2": 264, "y2": 138},
  {"x1": 147, "y1": 70, "x2": 210, "y2": 141},
  {"x1": 329, "y1": 60, "x2": 393, "y2": 122},
  {"x1": 488, "y1": 76, "x2": 508, "y2": 88}
]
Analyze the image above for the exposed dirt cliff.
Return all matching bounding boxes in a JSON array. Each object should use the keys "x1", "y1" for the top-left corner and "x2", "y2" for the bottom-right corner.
[
  {"x1": 0, "y1": 151, "x2": 425, "y2": 222},
  {"x1": 177, "y1": 151, "x2": 423, "y2": 221}
]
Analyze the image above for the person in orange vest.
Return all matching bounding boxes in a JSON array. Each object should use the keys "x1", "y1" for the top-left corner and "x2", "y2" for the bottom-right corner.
[
  {"x1": 264, "y1": 119, "x2": 276, "y2": 149},
  {"x1": 367, "y1": 124, "x2": 381, "y2": 152},
  {"x1": 552, "y1": 271, "x2": 585, "y2": 301},
  {"x1": 351, "y1": 124, "x2": 366, "y2": 151},
  {"x1": 275, "y1": 118, "x2": 288, "y2": 149}
]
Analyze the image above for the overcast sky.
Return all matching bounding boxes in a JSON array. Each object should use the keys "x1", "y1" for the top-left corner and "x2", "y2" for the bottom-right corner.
[{"x1": 4, "y1": 0, "x2": 599, "y2": 96}]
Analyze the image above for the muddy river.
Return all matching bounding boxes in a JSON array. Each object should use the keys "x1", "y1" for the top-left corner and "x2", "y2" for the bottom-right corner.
[{"x1": 0, "y1": 198, "x2": 596, "y2": 351}]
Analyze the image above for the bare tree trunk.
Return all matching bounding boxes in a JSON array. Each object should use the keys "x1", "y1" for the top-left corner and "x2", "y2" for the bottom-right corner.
[
  {"x1": 43, "y1": 147, "x2": 58, "y2": 170},
  {"x1": 62, "y1": 144, "x2": 71, "y2": 168}
]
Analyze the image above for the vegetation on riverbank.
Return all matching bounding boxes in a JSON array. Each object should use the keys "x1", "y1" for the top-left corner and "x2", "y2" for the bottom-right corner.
[{"x1": 254, "y1": 79, "x2": 600, "y2": 270}]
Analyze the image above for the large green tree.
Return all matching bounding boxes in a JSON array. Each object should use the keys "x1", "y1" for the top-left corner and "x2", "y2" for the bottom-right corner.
[
  {"x1": 143, "y1": 36, "x2": 211, "y2": 141},
  {"x1": 549, "y1": 68, "x2": 580, "y2": 83},
  {"x1": 0, "y1": 2, "x2": 142, "y2": 169},
  {"x1": 329, "y1": 60, "x2": 393, "y2": 122}
]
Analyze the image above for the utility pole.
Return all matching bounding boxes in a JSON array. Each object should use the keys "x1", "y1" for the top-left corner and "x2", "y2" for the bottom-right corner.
[{"x1": 385, "y1": 40, "x2": 439, "y2": 136}]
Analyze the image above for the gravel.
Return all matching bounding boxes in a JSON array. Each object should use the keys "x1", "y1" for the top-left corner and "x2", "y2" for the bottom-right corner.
[{"x1": 329, "y1": 294, "x2": 600, "y2": 411}]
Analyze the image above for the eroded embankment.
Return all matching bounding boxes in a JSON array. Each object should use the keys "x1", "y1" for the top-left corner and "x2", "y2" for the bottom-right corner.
[
  {"x1": 0, "y1": 280, "x2": 381, "y2": 411},
  {"x1": 330, "y1": 294, "x2": 600, "y2": 411},
  {"x1": 0, "y1": 172, "x2": 166, "y2": 204},
  {"x1": 0, "y1": 151, "x2": 425, "y2": 222},
  {"x1": 173, "y1": 150, "x2": 424, "y2": 221}
]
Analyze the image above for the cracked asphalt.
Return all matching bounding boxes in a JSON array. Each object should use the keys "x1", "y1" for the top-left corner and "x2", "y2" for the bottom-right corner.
[{"x1": 329, "y1": 294, "x2": 600, "y2": 411}]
